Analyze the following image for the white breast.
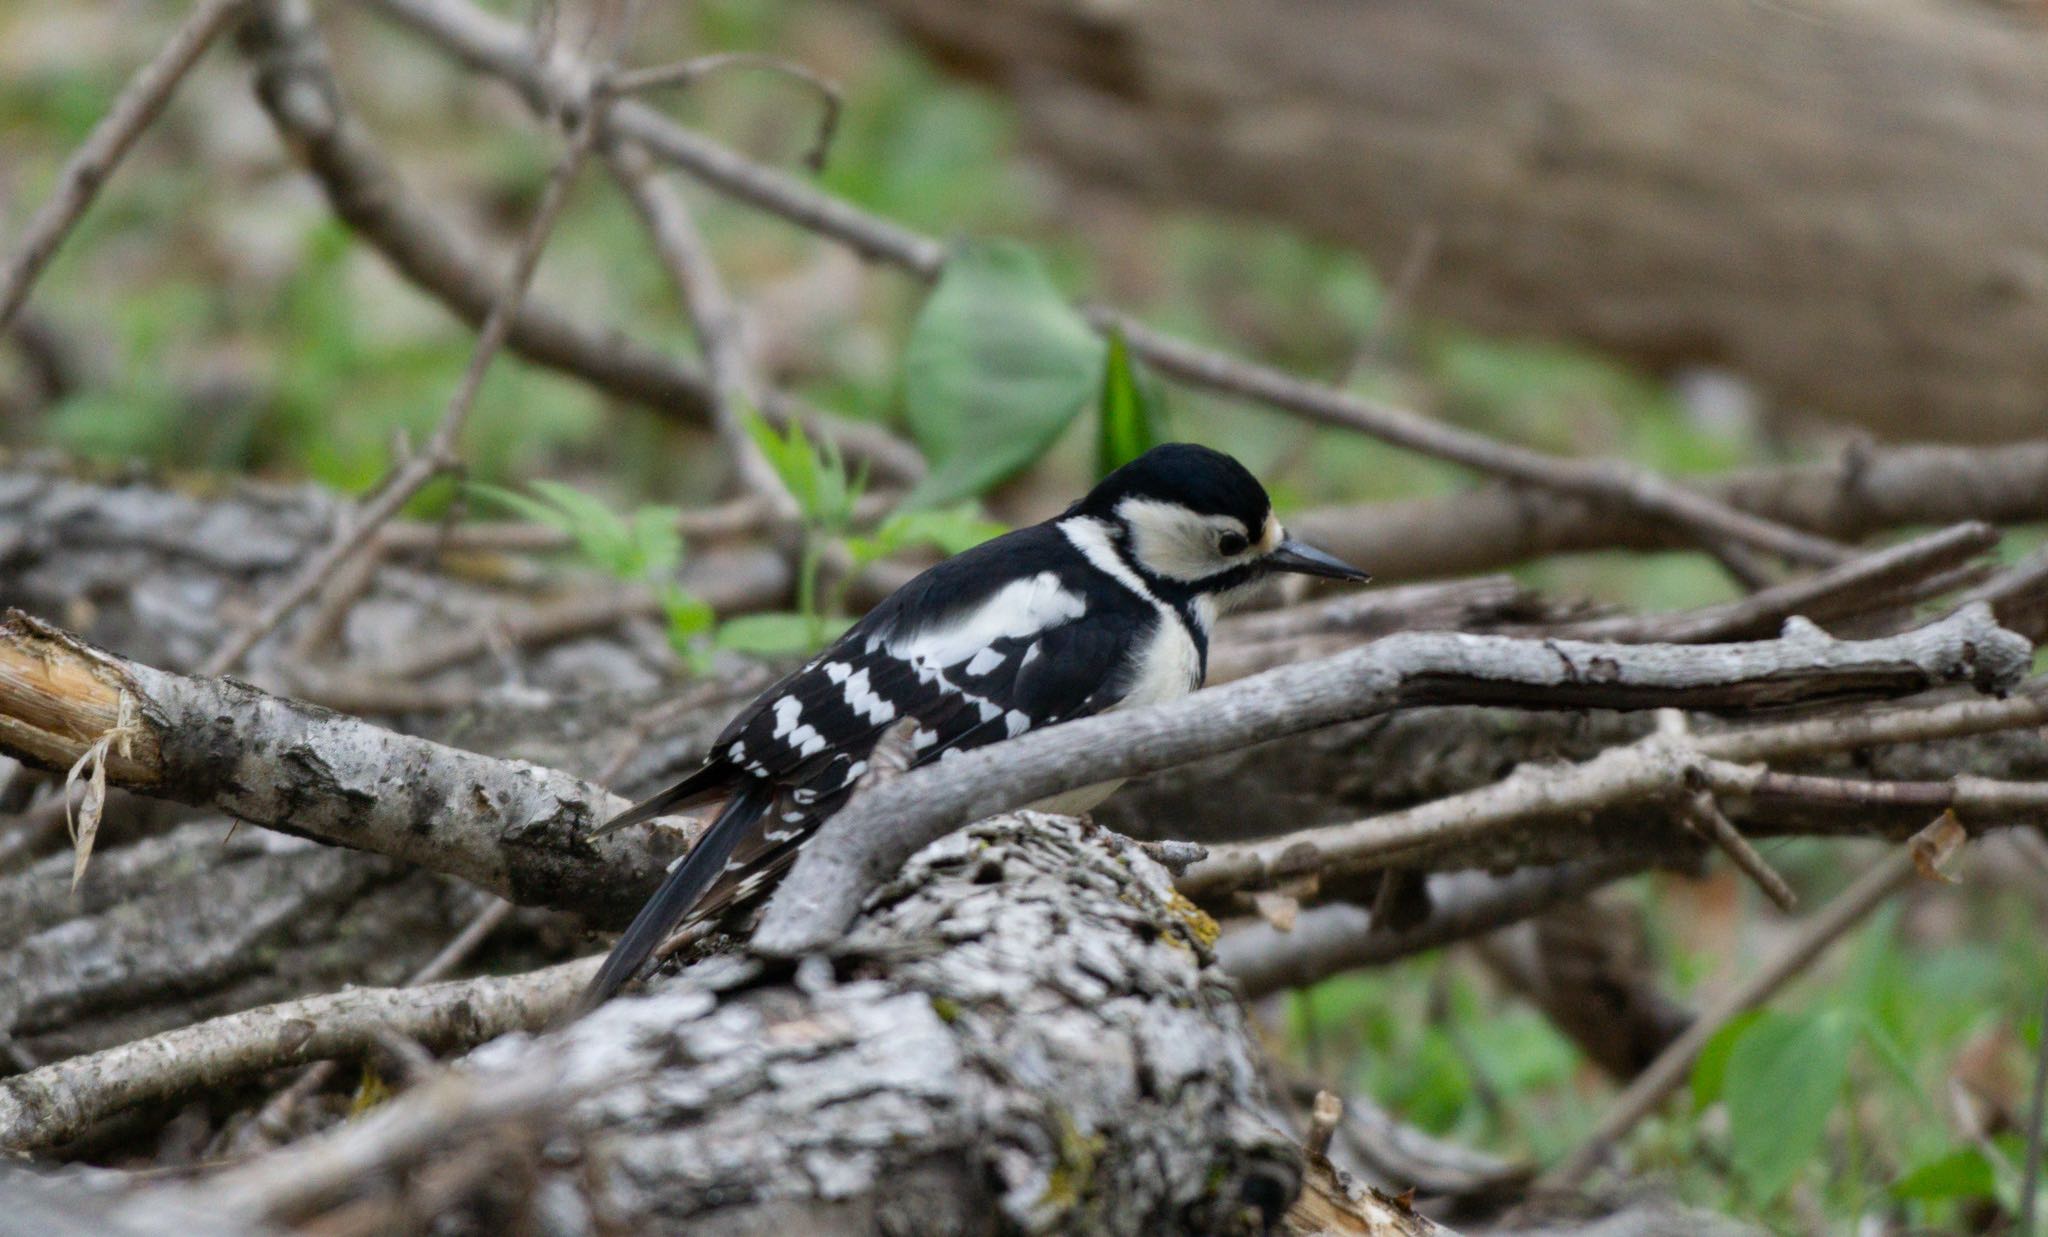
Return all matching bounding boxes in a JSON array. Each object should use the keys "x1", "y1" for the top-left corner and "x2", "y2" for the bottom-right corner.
[{"x1": 1115, "y1": 614, "x2": 1203, "y2": 710}]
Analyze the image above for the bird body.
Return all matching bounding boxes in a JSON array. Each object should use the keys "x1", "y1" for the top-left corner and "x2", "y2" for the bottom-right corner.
[{"x1": 579, "y1": 444, "x2": 1368, "y2": 1009}]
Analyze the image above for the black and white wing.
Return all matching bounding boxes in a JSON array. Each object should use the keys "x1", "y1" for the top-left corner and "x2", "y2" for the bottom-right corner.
[{"x1": 663, "y1": 523, "x2": 1162, "y2": 925}]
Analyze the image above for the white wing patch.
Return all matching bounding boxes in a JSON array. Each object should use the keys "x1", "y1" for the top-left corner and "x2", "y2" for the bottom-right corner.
[
  {"x1": 964, "y1": 647, "x2": 1005, "y2": 677},
  {"x1": 841, "y1": 666, "x2": 897, "y2": 724},
  {"x1": 771, "y1": 695, "x2": 803, "y2": 738},
  {"x1": 882, "y1": 571, "x2": 1085, "y2": 668}
]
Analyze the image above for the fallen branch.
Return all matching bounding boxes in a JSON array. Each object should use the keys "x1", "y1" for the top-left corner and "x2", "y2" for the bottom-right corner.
[
  {"x1": 127, "y1": 816, "x2": 1331, "y2": 1234},
  {"x1": 0, "y1": 611, "x2": 663, "y2": 922},
  {"x1": 753, "y1": 605, "x2": 2028, "y2": 954},
  {"x1": 1182, "y1": 665, "x2": 2048, "y2": 898},
  {"x1": 1097, "y1": 312, "x2": 1851, "y2": 568},
  {"x1": 0, "y1": 958, "x2": 595, "y2": 1152}
]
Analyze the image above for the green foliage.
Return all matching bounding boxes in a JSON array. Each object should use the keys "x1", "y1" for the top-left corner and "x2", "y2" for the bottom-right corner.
[
  {"x1": 743, "y1": 411, "x2": 866, "y2": 533},
  {"x1": 470, "y1": 480, "x2": 681, "y2": 581},
  {"x1": 1688, "y1": 1009, "x2": 1766, "y2": 1112},
  {"x1": 1096, "y1": 328, "x2": 1167, "y2": 477},
  {"x1": 843, "y1": 505, "x2": 1007, "y2": 567},
  {"x1": 1890, "y1": 1147, "x2": 1998, "y2": 1203},
  {"x1": 900, "y1": 240, "x2": 1105, "y2": 509},
  {"x1": 1720, "y1": 1010, "x2": 1854, "y2": 1204},
  {"x1": 741, "y1": 411, "x2": 1006, "y2": 653},
  {"x1": 468, "y1": 480, "x2": 712, "y2": 668}
]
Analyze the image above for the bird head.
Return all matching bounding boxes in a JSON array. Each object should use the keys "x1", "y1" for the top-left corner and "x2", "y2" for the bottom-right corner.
[{"x1": 1068, "y1": 443, "x2": 1369, "y2": 603}]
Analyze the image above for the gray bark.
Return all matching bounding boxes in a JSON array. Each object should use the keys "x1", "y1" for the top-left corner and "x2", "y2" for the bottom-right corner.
[{"x1": 75, "y1": 817, "x2": 1312, "y2": 1236}]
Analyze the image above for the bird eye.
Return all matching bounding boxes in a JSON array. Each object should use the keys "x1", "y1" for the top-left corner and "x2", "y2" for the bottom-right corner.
[{"x1": 1217, "y1": 530, "x2": 1249, "y2": 556}]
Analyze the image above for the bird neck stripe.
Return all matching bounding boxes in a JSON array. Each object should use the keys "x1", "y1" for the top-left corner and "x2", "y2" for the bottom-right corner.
[
  {"x1": 1059, "y1": 515, "x2": 1208, "y2": 680},
  {"x1": 1058, "y1": 516, "x2": 1164, "y2": 608}
]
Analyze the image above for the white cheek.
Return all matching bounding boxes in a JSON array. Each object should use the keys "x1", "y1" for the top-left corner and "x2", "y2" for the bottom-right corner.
[{"x1": 1119, "y1": 498, "x2": 1234, "y2": 581}]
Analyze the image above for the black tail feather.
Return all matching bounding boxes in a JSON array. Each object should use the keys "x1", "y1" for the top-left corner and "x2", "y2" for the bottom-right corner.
[
  {"x1": 586, "y1": 762, "x2": 732, "y2": 839},
  {"x1": 576, "y1": 783, "x2": 772, "y2": 1012}
]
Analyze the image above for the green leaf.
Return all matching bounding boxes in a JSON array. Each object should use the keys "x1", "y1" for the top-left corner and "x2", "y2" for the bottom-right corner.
[
  {"x1": 465, "y1": 481, "x2": 565, "y2": 529},
  {"x1": 1890, "y1": 1147, "x2": 1997, "y2": 1202},
  {"x1": 743, "y1": 410, "x2": 865, "y2": 532},
  {"x1": 631, "y1": 506, "x2": 685, "y2": 580},
  {"x1": 527, "y1": 480, "x2": 636, "y2": 575},
  {"x1": 1095, "y1": 327, "x2": 1166, "y2": 477},
  {"x1": 900, "y1": 239, "x2": 1105, "y2": 508},
  {"x1": 715, "y1": 612, "x2": 827, "y2": 657},
  {"x1": 1689, "y1": 1008, "x2": 1766, "y2": 1111},
  {"x1": 845, "y1": 505, "x2": 1007, "y2": 567},
  {"x1": 1724, "y1": 1010, "x2": 1854, "y2": 1203},
  {"x1": 661, "y1": 588, "x2": 714, "y2": 640}
]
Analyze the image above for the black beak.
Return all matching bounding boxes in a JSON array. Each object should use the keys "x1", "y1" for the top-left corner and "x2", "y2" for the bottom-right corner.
[{"x1": 1266, "y1": 537, "x2": 1371, "y2": 583}]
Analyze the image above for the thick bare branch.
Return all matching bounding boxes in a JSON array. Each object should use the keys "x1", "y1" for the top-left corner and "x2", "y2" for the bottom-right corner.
[
  {"x1": 131, "y1": 816, "x2": 1324, "y2": 1235},
  {"x1": 1183, "y1": 668, "x2": 2048, "y2": 898},
  {"x1": 0, "y1": 611, "x2": 665, "y2": 922},
  {"x1": 754, "y1": 605, "x2": 2028, "y2": 954}
]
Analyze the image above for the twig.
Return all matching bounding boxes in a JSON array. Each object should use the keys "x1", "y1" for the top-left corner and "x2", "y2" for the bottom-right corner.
[
  {"x1": 372, "y1": 0, "x2": 1846, "y2": 571},
  {"x1": 613, "y1": 51, "x2": 842, "y2": 171},
  {"x1": 248, "y1": 897, "x2": 517, "y2": 1145},
  {"x1": 1217, "y1": 859, "x2": 1643, "y2": 999},
  {"x1": 1182, "y1": 665, "x2": 2048, "y2": 901},
  {"x1": 235, "y1": 0, "x2": 924, "y2": 481},
  {"x1": 376, "y1": 495, "x2": 777, "y2": 555},
  {"x1": 1548, "y1": 522, "x2": 1998, "y2": 644},
  {"x1": 0, "y1": 0, "x2": 253, "y2": 331},
  {"x1": 201, "y1": 14, "x2": 632, "y2": 676},
  {"x1": 1098, "y1": 313, "x2": 1850, "y2": 568},
  {"x1": 603, "y1": 140, "x2": 798, "y2": 517},
  {"x1": 2022, "y1": 983, "x2": 2048, "y2": 1235},
  {"x1": 359, "y1": 548, "x2": 791, "y2": 680},
  {"x1": 751, "y1": 605, "x2": 2026, "y2": 955},
  {"x1": 1545, "y1": 845, "x2": 1920, "y2": 1189},
  {"x1": 1290, "y1": 441, "x2": 2048, "y2": 585},
  {"x1": 1341, "y1": 223, "x2": 1436, "y2": 385},
  {"x1": 0, "y1": 957, "x2": 597, "y2": 1152},
  {"x1": 1679, "y1": 789, "x2": 1797, "y2": 912}
]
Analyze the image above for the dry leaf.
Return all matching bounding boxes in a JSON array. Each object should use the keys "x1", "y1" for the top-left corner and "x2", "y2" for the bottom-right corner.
[
  {"x1": 1909, "y1": 810, "x2": 1967, "y2": 884},
  {"x1": 1251, "y1": 890, "x2": 1300, "y2": 932},
  {"x1": 64, "y1": 692, "x2": 142, "y2": 892}
]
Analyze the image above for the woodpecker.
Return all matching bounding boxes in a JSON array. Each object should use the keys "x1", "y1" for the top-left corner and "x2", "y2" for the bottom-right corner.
[{"x1": 579, "y1": 443, "x2": 1368, "y2": 1008}]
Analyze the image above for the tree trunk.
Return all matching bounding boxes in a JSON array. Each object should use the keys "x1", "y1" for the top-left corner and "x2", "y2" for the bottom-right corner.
[{"x1": 877, "y1": 0, "x2": 2048, "y2": 440}]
